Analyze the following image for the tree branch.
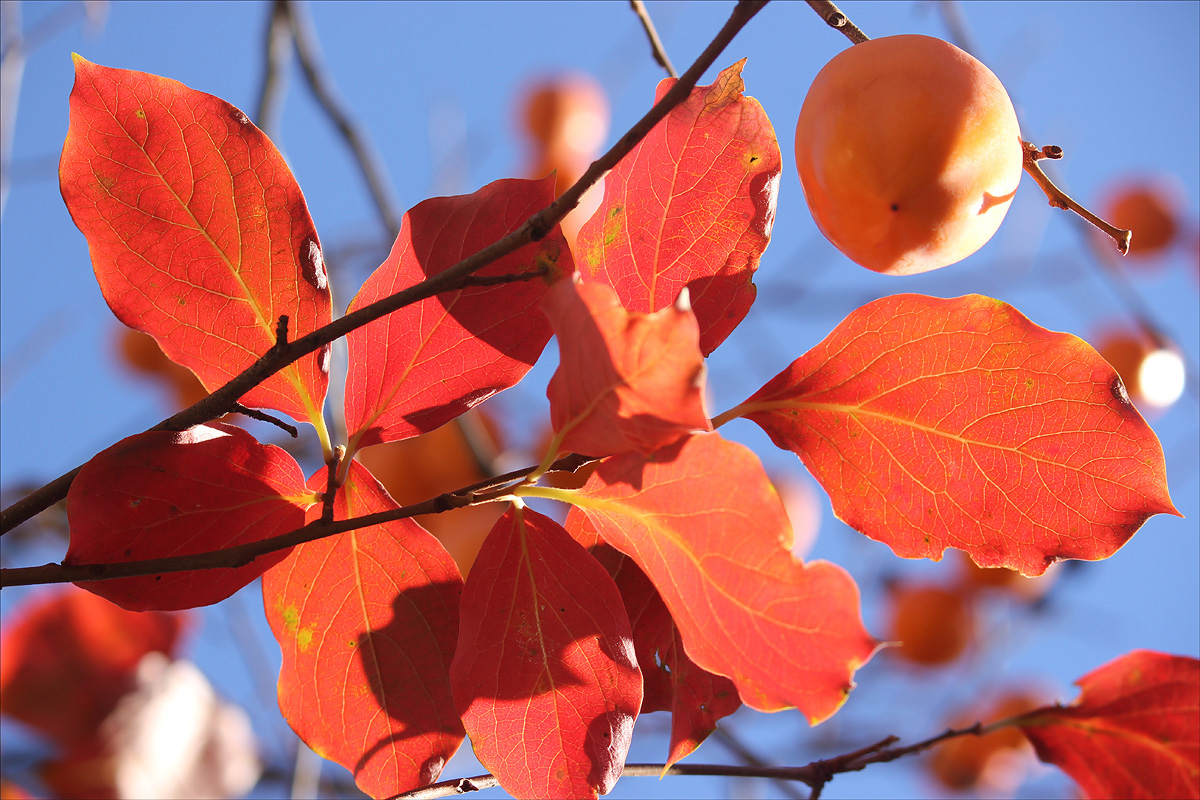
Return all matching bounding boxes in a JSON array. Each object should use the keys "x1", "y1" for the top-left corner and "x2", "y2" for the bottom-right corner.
[
  {"x1": 804, "y1": 0, "x2": 869, "y2": 44},
  {"x1": 630, "y1": 0, "x2": 678, "y2": 78},
  {"x1": 286, "y1": 0, "x2": 403, "y2": 239},
  {"x1": 0, "y1": 454, "x2": 593, "y2": 589},
  {"x1": 387, "y1": 723, "x2": 992, "y2": 799},
  {"x1": 0, "y1": 0, "x2": 767, "y2": 538}
]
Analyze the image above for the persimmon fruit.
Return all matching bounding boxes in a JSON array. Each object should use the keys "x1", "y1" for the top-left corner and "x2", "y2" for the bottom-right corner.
[
  {"x1": 1101, "y1": 178, "x2": 1181, "y2": 258},
  {"x1": 795, "y1": 35, "x2": 1023, "y2": 275},
  {"x1": 1094, "y1": 327, "x2": 1186, "y2": 411},
  {"x1": 926, "y1": 690, "x2": 1041, "y2": 792},
  {"x1": 887, "y1": 582, "x2": 973, "y2": 667}
]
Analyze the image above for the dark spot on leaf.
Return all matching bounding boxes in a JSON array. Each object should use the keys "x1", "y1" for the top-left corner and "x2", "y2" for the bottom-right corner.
[
  {"x1": 155, "y1": 575, "x2": 162, "y2": 581},
  {"x1": 299, "y1": 236, "x2": 327, "y2": 292},
  {"x1": 1110, "y1": 373, "x2": 1133, "y2": 407},
  {"x1": 890, "y1": 203, "x2": 900, "y2": 212},
  {"x1": 124, "y1": 549, "x2": 132, "y2": 557}
]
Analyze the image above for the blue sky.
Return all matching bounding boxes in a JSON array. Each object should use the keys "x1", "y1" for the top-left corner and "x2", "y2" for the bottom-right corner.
[{"x1": 2, "y1": 3, "x2": 1197, "y2": 799}]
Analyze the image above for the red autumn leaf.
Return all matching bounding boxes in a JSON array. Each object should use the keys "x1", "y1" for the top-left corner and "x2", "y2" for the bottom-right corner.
[
  {"x1": 588, "y1": 544, "x2": 741, "y2": 769},
  {"x1": 344, "y1": 176, "x2": 570, "y2": 453},
  {"x1": 574, "y1": 59, "x2": 780, "y2": 356},
  {"x1": 65, "y1": 422, "x2": 312, "y2": 610},
  {"x1": 450, "y1": 505, "x2": 641, "y2": 799},
  {"x1": 1018, "y1": 650, "x2": 1200, "y2": 799},
  {"x1": 262, "y1": 460, "x2": 464, "y2": 799},
  {"x1": 0, "y1": 586, "x2": 187, "y2": 747},
  {"x1": 738, "y1": 294, "x2": 1180, "y2": 576},
  {"x1": 571, "y1": 433, "x2": 876, "y2": 722},
  {"x1": 543, "y1": 277, "x2": 711, "y2": 458},
  {"x1": 59, "y1": 57, "x2": 331, "y2": 426}
]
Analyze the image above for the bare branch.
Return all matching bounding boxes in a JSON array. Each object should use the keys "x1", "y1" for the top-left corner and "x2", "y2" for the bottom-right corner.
[
  {"x1": 0, "y1": 0, "x2": 767, "y2": 538},
  {"x1": 630, "y1": 0, "x2": 678, "y2": 78},
  {"x1": 254, "y1": 0, "x2": 294, "y2": 139},
  {"x1": 0, "y1": 454, "x2": 593, "y2": 589},
  {"x1": 389, "y1": 723, "x2": 992, "y2": 799},
  {"x1": 286, "y1": 0, "x2": 402, "y2": 238},
  {"x1": 804, "y1": 0, "x2": 869, "y2": 44},
  {"x1": 1022, "y1": 141, "x2": 1132, "y2": 254}
]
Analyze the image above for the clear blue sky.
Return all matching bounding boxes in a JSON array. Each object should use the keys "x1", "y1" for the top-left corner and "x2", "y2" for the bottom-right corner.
[{"x1": 2, "y1": 3, "x2": 1197, "y2": 799}]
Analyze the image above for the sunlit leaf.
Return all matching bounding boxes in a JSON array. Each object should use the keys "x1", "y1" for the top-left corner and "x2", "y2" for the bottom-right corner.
[
  {"x1": 345, "y1": 176, "x2": 570, "y2": 452},
  {"x1": 575, "y1": 59, "x2": 780, "y2": 355},
  {"x1": 65, "y1": 423, "x2": 311, "y2": 610},
  {"x1": 59, "y1": 58, "x2": 331, "y2": 425},
  {"x1": 1019, "y1": 650, "x2": 1199, "y2": 799},
  {"x1": 451, "y1": 505, "x2": 641, "y2": 799},
  {"x1": 544, "y1": 277, "x2": 711, "y2": 458},
  {"x1": 739, "y1": 294, "x2": 1180, "y2": 576},
  {"x1": 589, "y1": 544, "x2": 741, "y2": 768},
  {"x1": 570, "y1": 433, "x2": 876, "y2": 722},
  {"x1": 263, "y1": 461, "x2": 465, "y2": 799}
]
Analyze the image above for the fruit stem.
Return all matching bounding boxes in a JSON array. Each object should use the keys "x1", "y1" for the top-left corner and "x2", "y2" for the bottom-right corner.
[
  {"x1": 805, "y1": 0, "x2": 870, "y2": 44},
  {"x1": 1021, "y1": 141, "x2": 1132, "y2": 255}
]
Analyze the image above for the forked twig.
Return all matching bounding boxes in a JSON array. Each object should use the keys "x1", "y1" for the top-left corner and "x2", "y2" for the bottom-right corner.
[{"x1": 1022, "y1": 141, "x2": 1132, "y2": 255}]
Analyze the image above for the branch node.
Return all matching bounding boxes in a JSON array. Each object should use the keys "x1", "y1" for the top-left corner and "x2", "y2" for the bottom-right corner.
[
  {"x1": 805, "y1": 0, "x2": 870, "y2": 44},
  {"x1": 322, "y1": 445, "x2": 344, "y2": 523},
  {"x1": 274, "y1": 314, "x2": 290, "y2": 347}
]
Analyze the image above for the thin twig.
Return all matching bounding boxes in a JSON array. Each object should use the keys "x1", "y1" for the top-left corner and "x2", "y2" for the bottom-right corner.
[
  {"x1": 630, "y1": 0, "x2": 678, "y2": 78},
  {"x1": 0, "y1": 453, "x2": 593, "y2": 588},
  {"x1": 286, "y1": 0, "x2": 402, "y2": 239},
  {"x1": 1022, "y1": 141, "x2": 1132, "y2": 255},
  {"x1": 254, "y1": 0, "x2": 294, "y2": 139},
  {"x1": 230, "y1": 403, "x2": 299, "y2": 437},
  {"x1": 389, "y1": 724, "x2": 989, "y2": 799},
  {"x1": 0, "y1": 0, "x2": 767, "y2": 538},
  {"x1": 804, "y1": 0, "x2": 869, "y2": 44},
  {"x1": 713, "y1": 725, "x2": 806, "y2": 799}
]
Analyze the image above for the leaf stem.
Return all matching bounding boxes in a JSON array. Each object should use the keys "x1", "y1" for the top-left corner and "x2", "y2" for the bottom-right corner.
[
  {"x1": 0, "y1": 0, "x2": 768, "y2": 538},
  {"x1": 1021, "y1": 140, "x2": 1132, "y2": 255}
]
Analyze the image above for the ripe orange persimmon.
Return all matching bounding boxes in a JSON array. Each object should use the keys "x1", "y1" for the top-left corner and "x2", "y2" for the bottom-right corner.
[
  {"x1": 795, "y1": 35, "x2": 1023, "y2": 275},
  {"x1": 886, "y1": 582, "x2": 973, "y2": 667}
]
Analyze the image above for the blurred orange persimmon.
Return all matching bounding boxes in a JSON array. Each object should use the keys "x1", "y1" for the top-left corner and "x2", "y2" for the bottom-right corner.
[
  {"x1": 886, "y1": 582, "x2": 973, "y2": 667},
  {"x1": 1101, "y1": 176, "x2": 1184, "y2": 259}
]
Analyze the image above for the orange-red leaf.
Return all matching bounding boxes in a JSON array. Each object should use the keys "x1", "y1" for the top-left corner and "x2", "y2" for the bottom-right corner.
[
  {"x1": 262, "y1": 461, "x2": 464, "y2": 799},
  {"x1": 575, "y1": 59, "x2": 780, "y2": 355},
  {"x1": 450, "y1": 506, "x2": 641, "y2": 799},
  {"x1": 587, "y1": 543, "x2": 741, "y2": 768},
  {"x1": 571, "y1": 433, "x2": 876, "y2": 722},
  {"x1": 740, "y1": 294, "x2": 1180, "y2": 576},
  {"x1": 344, "y1": 177, "x2": 569, "y2": 452},
  {"x1": 543, "y1": 277, "x2": 711, "y2": 458},
  {"x1": 1018, "y1": 650, "x2": 1200, "y2": 799},
  {"x1": 0, "y1": 587, "x2": 187, "y2": 747},
  {"x1": 65, "y1": 423, "x2": 310, "y2": 610},
  {"x1": 59, "y1": 57, "x2": 331, "y2": 425}
]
